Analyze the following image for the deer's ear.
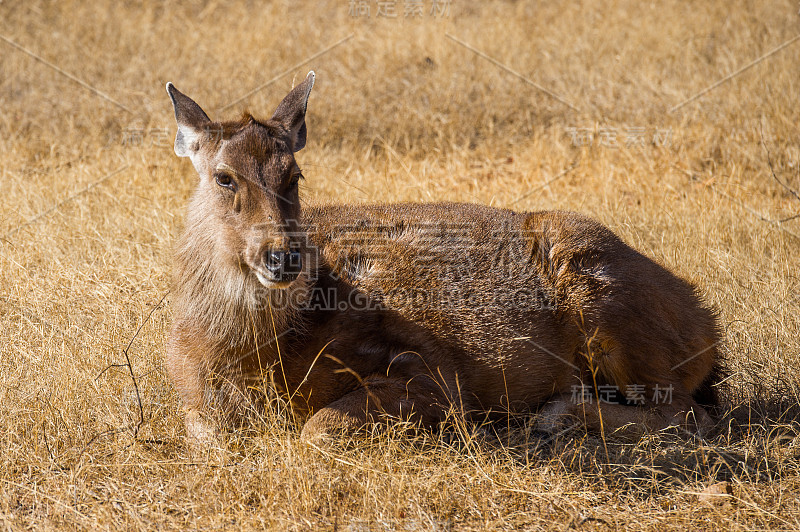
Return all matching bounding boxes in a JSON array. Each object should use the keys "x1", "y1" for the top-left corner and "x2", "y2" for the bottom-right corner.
[
  {"x1": 271, "y1": 71, "x2": 315, "y2": 152},
  {"x1": 166, "y1": 83, "x2": 211, "y2": 159}
]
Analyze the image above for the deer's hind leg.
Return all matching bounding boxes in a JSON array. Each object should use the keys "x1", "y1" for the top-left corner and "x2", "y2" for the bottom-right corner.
[
  {"x1": 539, "y1": 313, "x2": 716, "y2": 436},
  {"x1": 538, "y1": 386, "x2": 713, "y2": 437}
]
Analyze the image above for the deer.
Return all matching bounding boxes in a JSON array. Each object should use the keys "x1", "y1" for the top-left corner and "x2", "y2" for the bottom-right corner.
[{"x1": 165, "y1": 71, "x2": 723, "y2": 447}]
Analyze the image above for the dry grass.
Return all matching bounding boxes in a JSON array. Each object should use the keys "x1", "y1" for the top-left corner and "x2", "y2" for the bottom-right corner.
[{"x1": 1, "y1": 0, "x2": 799, "y2": 529}]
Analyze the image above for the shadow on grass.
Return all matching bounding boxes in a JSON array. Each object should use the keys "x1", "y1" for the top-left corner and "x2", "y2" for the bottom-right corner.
[{"x1": 462, "y1": 394, "x2": 800, "y2": 496}]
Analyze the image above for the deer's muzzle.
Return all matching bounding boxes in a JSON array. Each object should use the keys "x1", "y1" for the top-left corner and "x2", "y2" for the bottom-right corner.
[{"x1": 263, "y1": 248, "x2": 303, "y2": 284}]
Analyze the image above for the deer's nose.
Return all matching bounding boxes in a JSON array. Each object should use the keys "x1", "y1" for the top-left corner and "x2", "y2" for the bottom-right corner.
[{"x1": 264, "y1": 249, "x2": 302, "y2": 281}]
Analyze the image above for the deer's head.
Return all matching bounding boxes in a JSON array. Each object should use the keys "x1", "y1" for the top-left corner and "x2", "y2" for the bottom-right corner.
[{"x1": 166, "y1": 72, "x2": 315, "y2": 289}]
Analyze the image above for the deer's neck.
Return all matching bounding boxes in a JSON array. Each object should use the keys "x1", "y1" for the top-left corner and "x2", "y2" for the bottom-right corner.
[{"x1": 172, "y1": 217, "x2": 310, "y2": 348}]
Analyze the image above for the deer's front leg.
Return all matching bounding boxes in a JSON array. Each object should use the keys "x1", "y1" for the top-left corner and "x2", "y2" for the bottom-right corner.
[
  {"x1": 300, "y1": 375, "x2": 447, "y2": 443},
  {"x1": 166, "y1": 322, "x2": 221, "y2": 447}
]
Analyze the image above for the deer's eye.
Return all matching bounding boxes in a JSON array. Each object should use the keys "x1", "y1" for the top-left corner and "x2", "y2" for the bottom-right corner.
[
  {"x1": 289, "y1": 170, "x2": 303, "y2": 189},
  {"x1": 215, "y1": 172, "x2": 237, "y2": 191}
]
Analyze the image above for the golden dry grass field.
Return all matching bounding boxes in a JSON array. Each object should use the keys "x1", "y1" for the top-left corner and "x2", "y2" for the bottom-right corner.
[{"x1": 1, "y1": 0, "x2": 800, "y2": 529}]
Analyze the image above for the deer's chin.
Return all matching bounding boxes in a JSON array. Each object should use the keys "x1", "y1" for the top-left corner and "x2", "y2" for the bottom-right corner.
[{"x1": 253, "y1": 269, "x2": 294, "y2": 290}]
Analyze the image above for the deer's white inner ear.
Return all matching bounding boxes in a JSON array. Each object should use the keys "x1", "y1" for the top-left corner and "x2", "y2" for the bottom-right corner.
[{"x1": 174, "y1": 125, "x2": 201, "y2": 158}]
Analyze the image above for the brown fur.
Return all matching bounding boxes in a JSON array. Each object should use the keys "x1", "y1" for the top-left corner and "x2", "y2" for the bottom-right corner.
[{"x1": 165, "y1": 73, "x2": 723, "y2": 445}]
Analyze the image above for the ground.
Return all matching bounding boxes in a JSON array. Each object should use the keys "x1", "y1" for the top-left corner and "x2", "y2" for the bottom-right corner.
[{"x1": 1, "y1": 0, "x2": 799, "y2": 529}]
